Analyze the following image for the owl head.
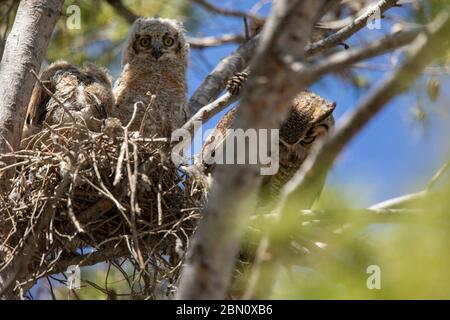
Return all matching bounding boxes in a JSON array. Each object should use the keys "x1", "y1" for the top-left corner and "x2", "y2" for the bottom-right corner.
[
  {"x1": 280, "y1": 91, "x2": 336, "y2": 149},
  {"x1": 122, "y1": 17, "x2": 189, "y2": 66}
]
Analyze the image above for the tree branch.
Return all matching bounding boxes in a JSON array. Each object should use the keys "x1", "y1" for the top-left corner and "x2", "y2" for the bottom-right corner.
[
  {"x1": 185, "y1": 0, "x2": 404, "y2": 120},
  {"x1": 185, "y1": 26, "x2": 422, "y2": 130},
  {"x1": 187, "y1": 35, "x2": 259, "y2": 118},
  {"x1": 190, "y1": 0, "x2": 264, "y2": 21},
  {"x1": 186, "y1": 33, "x2": 245, "y2": 48},
  {"x1": 306, "y1": 0, "x2": 402, "y2": 56}
]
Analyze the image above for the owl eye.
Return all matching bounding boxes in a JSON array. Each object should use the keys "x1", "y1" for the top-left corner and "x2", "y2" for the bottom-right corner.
[
  {"x1": 139, "y1": 37, "x2": 151, "y2": 47},
  {"x1": 301, "y1": 134, "x2": 316, "y2": 145},
  {"x1": 163, "y1": 36, "x2": 175, "y2": 47},
  {"x1": 301, "y1": 125, "x2": 329, "y2": 145}
]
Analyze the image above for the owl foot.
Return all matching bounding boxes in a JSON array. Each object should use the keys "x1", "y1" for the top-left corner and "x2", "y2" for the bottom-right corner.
[{"x1": 226, "y1": 71, "x2": 249, "y2": 96}]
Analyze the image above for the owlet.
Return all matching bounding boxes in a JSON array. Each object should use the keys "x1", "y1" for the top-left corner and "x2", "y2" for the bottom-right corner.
[
  {"x1": 113, "y1": 17, "x2": 189, "y2": 137},
  {"x1": 203, "y1": 73, "x2": 336, "y2": 204},
  {"x1": 23, "y1": 60, "x2": 114, "y2": 138}
]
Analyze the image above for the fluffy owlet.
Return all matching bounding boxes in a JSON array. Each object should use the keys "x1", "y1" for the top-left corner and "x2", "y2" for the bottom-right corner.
[
  {"x1": 23, "y1": 60, "x2": 114, "y2": 138},
  {"x1": 113, "y1": 17, "x2": 189, "y2": 137},
  {"x1": 203, "y1": 74, "x2": 336, "y2": 204}
]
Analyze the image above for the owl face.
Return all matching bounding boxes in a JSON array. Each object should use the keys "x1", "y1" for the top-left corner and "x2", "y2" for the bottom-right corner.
[
  {"x1": 279, "y1": 91, "x2": 336, "y2": 149},
  {"x1": 125, "y1": 17, "x2": 188, "y2": 64}
]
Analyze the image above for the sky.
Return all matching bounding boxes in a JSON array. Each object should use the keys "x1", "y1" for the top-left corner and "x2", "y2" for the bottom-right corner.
[{"x1": 179, "y1": 0, "x2": 450, "y2": 206}]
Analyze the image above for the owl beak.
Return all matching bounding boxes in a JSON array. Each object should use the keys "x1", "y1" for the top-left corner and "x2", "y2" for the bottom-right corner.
[{"x1": 151, "y1": 48, "x2": 163, "y2": 60}]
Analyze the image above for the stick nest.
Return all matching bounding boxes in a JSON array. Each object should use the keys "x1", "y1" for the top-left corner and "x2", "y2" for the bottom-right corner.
[{"x1": 0, "y1": 120, "x2": 208, "y2": 298}]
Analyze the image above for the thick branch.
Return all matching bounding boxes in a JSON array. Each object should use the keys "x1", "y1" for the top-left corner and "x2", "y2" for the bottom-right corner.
[{"x1": 187, "y1": 36, "x2": 259, "y2": 118}]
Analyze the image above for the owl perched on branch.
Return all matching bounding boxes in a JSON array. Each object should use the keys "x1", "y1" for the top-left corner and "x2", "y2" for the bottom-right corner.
[
  {"x1": 204, "y1": 73, "x2": 336, "y2": 204},
  {"x1": 113, "y1": 17, "x2": 189, "y2": 137},
  {"x1": 23, "y1": 61, "x2": 114, "y2": 139}
]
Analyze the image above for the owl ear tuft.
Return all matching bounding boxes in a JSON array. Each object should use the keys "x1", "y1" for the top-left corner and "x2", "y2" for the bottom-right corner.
[{"x1": 313, "y1": 101, "x2": 336, "y2": 124}]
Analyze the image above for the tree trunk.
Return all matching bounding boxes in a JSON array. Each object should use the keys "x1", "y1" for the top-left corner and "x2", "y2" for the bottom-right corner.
[
  {"x1": 0, "y1": 0, "x2": 64, "y2": 299},
  {"x1": 0, "y1": 0, "x2": 64, "y2": 173}
]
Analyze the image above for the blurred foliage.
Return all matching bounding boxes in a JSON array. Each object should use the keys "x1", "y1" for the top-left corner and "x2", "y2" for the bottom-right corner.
[{"x1": 268, "y1": 173, "x2": 450, "y2": 299}]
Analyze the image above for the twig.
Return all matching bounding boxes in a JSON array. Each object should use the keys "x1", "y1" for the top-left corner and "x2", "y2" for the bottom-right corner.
[
  {"x1": 427, "y1": 160, "x2": 450, "y2": 191},
  {"x1": 190, "y1": 0, "x2": 264, "y2": 21},
  {"x1": 181, "y1": 92, "x2": 238, "y2": 137}
]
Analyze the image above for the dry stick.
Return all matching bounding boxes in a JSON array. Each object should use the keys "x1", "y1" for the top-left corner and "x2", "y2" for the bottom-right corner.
[{"x1": 243, "y1": 13, "x2": 450, "y2": 299}]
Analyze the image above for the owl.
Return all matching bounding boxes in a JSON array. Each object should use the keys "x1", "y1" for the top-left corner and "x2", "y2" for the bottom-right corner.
[
  {"x1": 23, "y1": 60, "x2": 114, "y2": 139},
  {"x1": 113, "y1": 17, "x2": 189, "y2": 137},
  {"x1": 203, "y1": 74, "x2": 336, "y2": 205}
]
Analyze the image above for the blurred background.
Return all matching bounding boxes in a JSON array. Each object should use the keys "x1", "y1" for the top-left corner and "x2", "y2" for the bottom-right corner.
[{"x1": 1, "y1": 0, "x2": 449, "y2": 299}]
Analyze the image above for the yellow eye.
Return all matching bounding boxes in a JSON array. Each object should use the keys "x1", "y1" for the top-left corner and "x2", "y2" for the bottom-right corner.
[
  {"x1": 163, "y1": 37, "x2": 174, "y2": 47},
  {"x1": 139, "y1": 38, "x2": 151, "y2": 47}
]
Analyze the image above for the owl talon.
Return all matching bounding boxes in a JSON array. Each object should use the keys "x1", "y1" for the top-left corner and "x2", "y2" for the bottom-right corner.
[{"x1": 226, "y1": 72, "x2": 249, "y2": 96}]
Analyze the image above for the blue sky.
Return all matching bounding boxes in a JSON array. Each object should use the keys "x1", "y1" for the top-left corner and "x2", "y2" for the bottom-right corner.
[{"x1": 178, "y1": 0, "x2": 450, "y2": 206}]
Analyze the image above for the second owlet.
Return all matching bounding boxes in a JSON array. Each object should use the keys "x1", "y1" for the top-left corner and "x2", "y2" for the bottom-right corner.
[
  {"x1": 203, "y1": 75, "x2": 336, "y2": 205},
  {"x1": 23, "y1": 60, "x2": 114, "y2": 139},
  {"x1": 113, "y1": 17, "x2": 189, "y2": 137}
]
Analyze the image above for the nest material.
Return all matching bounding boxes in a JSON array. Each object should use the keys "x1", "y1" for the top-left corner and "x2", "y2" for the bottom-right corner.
[{"x1": 0, "y1": 119, "x2": 207, "y2": 298}]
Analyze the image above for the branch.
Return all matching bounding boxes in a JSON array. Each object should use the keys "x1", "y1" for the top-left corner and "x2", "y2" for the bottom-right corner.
[
  {"x1": 186, "y1": 34, "x2": 245, "y2": 49},
  {"x1": 181, "y1": 92, "x2": 238, "y2": 137},
  {"x1": 105, "y1": 0, "x2": 137, "y2": 24},
  {"x1": 187, "y1": 35, "x2": 259, "y2": 118},
  {"x1": 244, "y1": 12, "x2": 450, "y2": 299},
  {"x1": 177, "y1": 0, "x2": 328, "y2": 300},
  {"x1": 190, "y1": 0, "x2": 264, "y2": 21},
  {"x1": 306, "y1": 0, "x2": 402, "y2": 55},
  {"x1": 185, "y1": 0, "x2": 404, "y2": 120},
  {"x1": 304, "y1": 27, "x2": 422, "y2": 77}
]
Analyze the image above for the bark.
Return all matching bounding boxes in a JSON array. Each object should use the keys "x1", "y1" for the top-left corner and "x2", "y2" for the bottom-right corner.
[
  {"x1": 0, "y1": 0, "x2": 64, "y2": 299},
  {"x1": 0, "y1": 0, "x2": 63, "y2": 157}
]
